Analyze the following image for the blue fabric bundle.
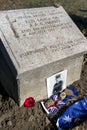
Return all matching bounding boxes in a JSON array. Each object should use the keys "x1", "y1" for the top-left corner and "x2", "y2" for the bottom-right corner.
[
  {"x1": 56, "y1": 97, "x2": 87, "y2": 130},
  {"x1": 62, "y1": 85, "x2": 79, "y2": 103}
]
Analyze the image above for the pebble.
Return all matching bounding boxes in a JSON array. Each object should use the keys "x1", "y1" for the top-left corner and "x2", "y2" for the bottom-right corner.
[
  {"x1": 28, "y1": 115, "x2": 35, "y2": 122},
  {"x1": 45, "y1": 117, "x2": 50, "y2": 125},
  {"x1": 7, "y1": 120, "x2": 12, "y2": 126}
]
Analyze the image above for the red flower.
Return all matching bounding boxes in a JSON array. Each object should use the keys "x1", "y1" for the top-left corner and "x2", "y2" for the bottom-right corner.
[{"x1": 24, "y1": 97, "x2": 35, "y2": 108}]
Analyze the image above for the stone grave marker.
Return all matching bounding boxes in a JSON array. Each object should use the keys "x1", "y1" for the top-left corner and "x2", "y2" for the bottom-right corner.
[{"x1": 0, "y1": 6, "x2": 87, "y2": 106}]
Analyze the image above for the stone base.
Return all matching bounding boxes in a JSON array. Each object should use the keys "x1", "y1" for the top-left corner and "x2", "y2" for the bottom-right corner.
[
  {"x1": 18, "y1": 55, "x2": 83, "y2": 106},
  {"x1": 0, "y1": 51, "x2": 83, "y2": 106}
]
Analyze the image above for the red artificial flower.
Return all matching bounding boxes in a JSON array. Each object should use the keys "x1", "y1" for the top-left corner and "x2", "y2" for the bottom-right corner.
[{"x1": 24, "y1": 97, "x2": 35, "y2": 108}]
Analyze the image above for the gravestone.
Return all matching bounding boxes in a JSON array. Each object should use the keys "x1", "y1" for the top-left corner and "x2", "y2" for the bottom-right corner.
[{"x1": 0, "y1": 6, "x2": 87, "y2": 106}]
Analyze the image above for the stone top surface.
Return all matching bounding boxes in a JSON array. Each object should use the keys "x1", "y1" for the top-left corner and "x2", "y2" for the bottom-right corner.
[{"x1": 0, "y1": 6, "x2": 87, "y2": 74}]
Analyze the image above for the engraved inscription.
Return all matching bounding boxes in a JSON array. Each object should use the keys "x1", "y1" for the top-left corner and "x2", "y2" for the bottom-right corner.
[
  {"x1": 19, "y1": 38, "x2": 85, "y2": 58},
  {"x1": 20, "y1": 46, "x2": 48, "y2": 58},
  {"x1": 7, "y1": 8, "x2": 70, "y2": 37}
]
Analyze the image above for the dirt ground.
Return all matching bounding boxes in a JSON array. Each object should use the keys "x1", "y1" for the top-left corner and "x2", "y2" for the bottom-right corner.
[{"x1": 0, "y1": 0, "x2": 87, "y2": 130}]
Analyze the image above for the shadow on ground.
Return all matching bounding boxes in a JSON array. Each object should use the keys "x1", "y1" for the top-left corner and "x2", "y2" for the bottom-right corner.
[
  {"x1": 79, "y1": 9, "x2": 87, "y2": 13},
  {"x1": 69, "y1": 13, "x2": 87, "y2": 36},
  {"x1": 0, "y1": 82, "x2": 9, "y2": 101}
]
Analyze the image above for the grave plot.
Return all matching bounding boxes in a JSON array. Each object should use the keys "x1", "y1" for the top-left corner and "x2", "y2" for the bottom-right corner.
[{"x1": 0, "y1": 6, "x2": 87, "y2": 106}]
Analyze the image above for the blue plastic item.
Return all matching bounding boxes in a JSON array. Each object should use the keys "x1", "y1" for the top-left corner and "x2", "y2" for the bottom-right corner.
[{"x1": 56, "y1": 97, "x2": 87, "y2": 130}]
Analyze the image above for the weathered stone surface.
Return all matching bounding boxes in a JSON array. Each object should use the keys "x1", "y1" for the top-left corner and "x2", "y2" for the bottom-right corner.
[{"x1": 0, "y1": 6, "x2": 87, "y2": 106}]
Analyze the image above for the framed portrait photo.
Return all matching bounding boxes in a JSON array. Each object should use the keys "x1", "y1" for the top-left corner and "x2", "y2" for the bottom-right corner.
[{"x1": 47, "y1": 70, "x2": 67, "y2": 98}]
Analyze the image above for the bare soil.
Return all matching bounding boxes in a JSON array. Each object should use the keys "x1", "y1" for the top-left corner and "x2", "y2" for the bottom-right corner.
[{"x1": 0, "y1": 0, "x2": 87, "y2": 130}]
